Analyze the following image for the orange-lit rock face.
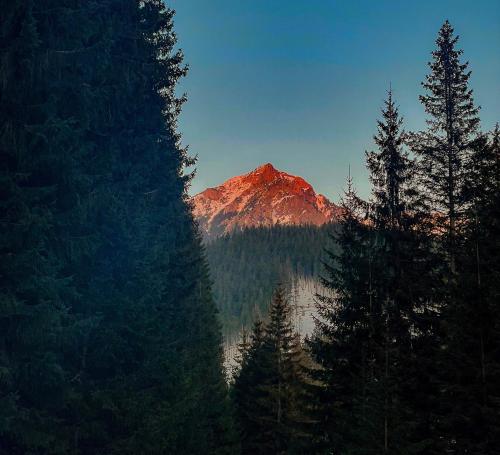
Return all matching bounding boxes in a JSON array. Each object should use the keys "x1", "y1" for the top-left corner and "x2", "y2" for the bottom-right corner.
[{"x1": 192, "y1": 163, "x2": 342, "y2": 238}]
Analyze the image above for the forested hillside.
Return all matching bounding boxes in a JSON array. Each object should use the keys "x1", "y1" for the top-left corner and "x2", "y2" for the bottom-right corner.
[{"x1": 206, "y1": 224, "x2": 337, "y2": 333}]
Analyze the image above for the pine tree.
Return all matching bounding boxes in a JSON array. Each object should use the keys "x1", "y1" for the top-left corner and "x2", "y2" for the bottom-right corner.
[
  {"x1": 367, "y1": 89, "x2": 408, "y2": 230},
  {"x1": 233, "y1": 288, "x2": 306, "y2": 454},
  {"x1": 1, "y1": 2, "x2": 233, "y2": 453},
  {"x1": 0, "y1": 2, "x2": 80, "y2": 452},
  {"x1": 409, "y1": 21, "x2": 492, "y2": 453},
  {"x1": 367, "y1": 90, "x2": 411, "y2": 454},
  {"x1": 263, "y1": 287, "x2": 306, "y2": 454},
  {"x1": 366, "y1": 90, "x2": 441, "y2": 454},
  {"x1": 308, "y1": 174, "x2": 382, "y2": 454},
  {"x1": 60, "y1": 2, "x2": 233, "y2": 452},
  {"x1": 233, "y1": 320, "x2": 271, "y2": 455},
  {"x1": 410, "y1": 20, "x2": 480, "y2": 273},
  {"x1": 445, "y1": 124, "x2": 500, "y2": 453}
]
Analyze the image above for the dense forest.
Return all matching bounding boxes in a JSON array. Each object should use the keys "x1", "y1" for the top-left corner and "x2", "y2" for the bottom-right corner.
[
  {"x1": 1, "y1": 3, "x2": 499, "y2": 454},
  {"x1": 232, "y1": 21, "x2": 500, "y2": 453},
  {"x1": 1, "y1": 2, "x2": 233, "y2": 453},
  {"x1": 206, "y1": 224, "x2": 337, "y2": 333}
]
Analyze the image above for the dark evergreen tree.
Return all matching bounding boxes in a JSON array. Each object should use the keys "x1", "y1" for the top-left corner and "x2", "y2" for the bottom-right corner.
[
  {"x1": 367, "y1": 89, "x2": 409, "y2": 230},
  {"x1": 446, "y1": 123, "x2": 500, "y2": 453},
  {"x1": 233, "y1": 320, "x2": 271, "y2": 455},
  {"x1": 410, "y1": 20, "x2": 480, "y2": 273},
  {"x1": 367, "y1": 90, "x2": 412, "y2": 454},
  {"x1": 0, "y1": 2, "x2": 81, "y2": 452},
  {"x1": 262, "y1": 287, "x2": 307, "y2": 454},
  {"x1": 232, "y1": 288, "x2": 306, "y2": 454},
  {"x1": 410, "y1": 21, "x2": 486, "y2": 453},
  {"x1": 1, "y1": 2, "x2": 233, "y2": 453},
  {"x1": 307, "y1": 174, "x2": 381, "y2": 454},
  {"x1": 61, "y1": 2, "x2": 233, "y2": 453},
  {"x1": 366, "y1": 90, "x2": 441, "y2": 454},
  {"x1": 309, "y1": 100, "x2": 440, "y2": 452}
]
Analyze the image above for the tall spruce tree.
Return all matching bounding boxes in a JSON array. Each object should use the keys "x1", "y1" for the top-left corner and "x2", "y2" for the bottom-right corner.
[
  {"x1": 477, "y1": 125, "x2": 500, "y2": 450},
  {"x1": 233, "y1": 320, "x2": 271, "y2": 455},
  {"x1": 410, "y1": 21, "x2": 487, "y2": 453},
  {"x1": 410, "y1": 20, "x2": 480, "y2": 273},
  {"x1": 308, "y1": 174, "x2": 382, "y2": 454},
  {"x1": 63, "y1": 2, "x2": 233, "y2": 453},
  {"x1": 263, "y1": 287, "x2": 306, "y2": 454},
  {"x1": 0, "y1": 2, "x2": 83, "y2": 452},
  {"x1": 366, "y1": 90, "x2": 441, "y2": 454},
  {"x1": 367, "y1": 90, "x2": 412, "y2": 454},
  {"x1": 1, "y1": 2, "x2": 233, "y2": 453}
]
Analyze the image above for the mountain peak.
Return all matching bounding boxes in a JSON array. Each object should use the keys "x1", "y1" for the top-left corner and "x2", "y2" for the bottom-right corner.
[
  {"x1": 247, "y1": 162, "x2": 281, "y2": 183},
  {"x1": 255, "y1": 162, "x2": 276, "y2": 172},
  {"x1": 253, "y1": 162, "x2": 279, "y2": 176},
  {"x1": 192, "y1": 164, "x2": 342, "y2": 238}
]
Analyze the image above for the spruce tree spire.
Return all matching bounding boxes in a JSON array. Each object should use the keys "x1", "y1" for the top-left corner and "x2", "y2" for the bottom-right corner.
[
  {"x1": 367, "y1": 88, "x2": 408, "y2": 229},
  {"x1": 412, "y1": 20, "x2": 480, "y2": 272}
]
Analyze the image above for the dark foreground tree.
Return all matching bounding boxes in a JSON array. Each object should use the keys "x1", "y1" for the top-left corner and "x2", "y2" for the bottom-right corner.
[
  {"x1": 1, "y1": 2, "x2": 233, "y2": 454},
  {"x1": 447, "y1": 123, "x2": 500, "y2": 453},
  {"x1": 308, "y1": 90, "x2": 443, "y2": 454},
  {"x1": 410, "y1": 21, "x2": 488, "y2": 453},
  {"x1": 232, "y1": 288, "x2": 307, "y2": 454},
  {"x1": 366, "y1": 90, "x2": 441, "y2": 454},
  {"x1": 410, "y1": 20, "x2": 480, "y2": 273},
  {"x1": 307, "y1": 174, "x2": 381, "y2": 454},
  {"x1": 232, "y1": 320, "x2": 270, "y2": 454},
  {"x1": 0, "y1": 2, "x2": 76, "y2": 451}
]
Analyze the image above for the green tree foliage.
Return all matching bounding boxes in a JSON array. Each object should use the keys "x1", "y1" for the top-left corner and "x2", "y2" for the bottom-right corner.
[
  {"x1": 206, "y1": 224, "x2": 338, "y2": 334},
  {"x1": 1, "y1": 2, "x2": 232, "y2": 453},
  {"x1": 445, "y1": 123, "x2": 500, "y2": 453},
  {"x1": 307, "y1": 175, "x2": 379, "y2": 454},
  {"x1": 410, "y1": 20, "x2": 492, "y2": 453},
  {"x1": 308, "y1": 91, "x2": 444, "y2": 454},
  {"x1": 307, "y1": 21, "x2": 498, "y2": 455},
  {"x1": 410, "y1": 20, "x2": 480, "y2": 272},
  {"x1": 366, "y1": 91, "x2": 440, "y2": 454},
  {"x1": 0, "y1": 2, "x2": 76, "y2": 452},
  {"x1": 232, "y1": 321, "x2": 270, "y2": 454},
  {"x1": 232, "y1": 288, "x2": 307, "y2": 454}
]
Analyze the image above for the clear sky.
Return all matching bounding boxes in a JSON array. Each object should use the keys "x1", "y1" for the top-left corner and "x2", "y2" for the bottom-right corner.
[{"x1": 169, "y1": 0, "x2": 500, "y2": 201}]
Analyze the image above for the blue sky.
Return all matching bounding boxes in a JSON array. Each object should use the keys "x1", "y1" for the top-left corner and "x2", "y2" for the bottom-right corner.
[{"x1": 170, "y1": 0, "x2": 500, "y2": 201}]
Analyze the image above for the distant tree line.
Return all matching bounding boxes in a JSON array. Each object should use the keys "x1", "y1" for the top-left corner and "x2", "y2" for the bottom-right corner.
[
  {"x1": 206, "y1": 223, "x2": 337, "y2": 334},
  {"x1": 231, "y1": 21, "x2": 500, "y2": 454}
]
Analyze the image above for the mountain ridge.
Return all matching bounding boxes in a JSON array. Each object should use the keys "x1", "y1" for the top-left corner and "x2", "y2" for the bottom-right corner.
[{"x1": 192, "y1": 163, "x2": 342, "y2": 238}]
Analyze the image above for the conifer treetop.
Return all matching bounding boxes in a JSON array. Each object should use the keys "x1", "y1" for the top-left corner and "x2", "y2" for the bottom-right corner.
[{"x1": 420, "y1": 20, "x2": 480, "y2": 140}]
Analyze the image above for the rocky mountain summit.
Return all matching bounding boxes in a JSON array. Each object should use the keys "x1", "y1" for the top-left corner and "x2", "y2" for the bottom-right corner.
[{"x1": 192, "y1": 163, "x2": 341, "y2": 238}]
